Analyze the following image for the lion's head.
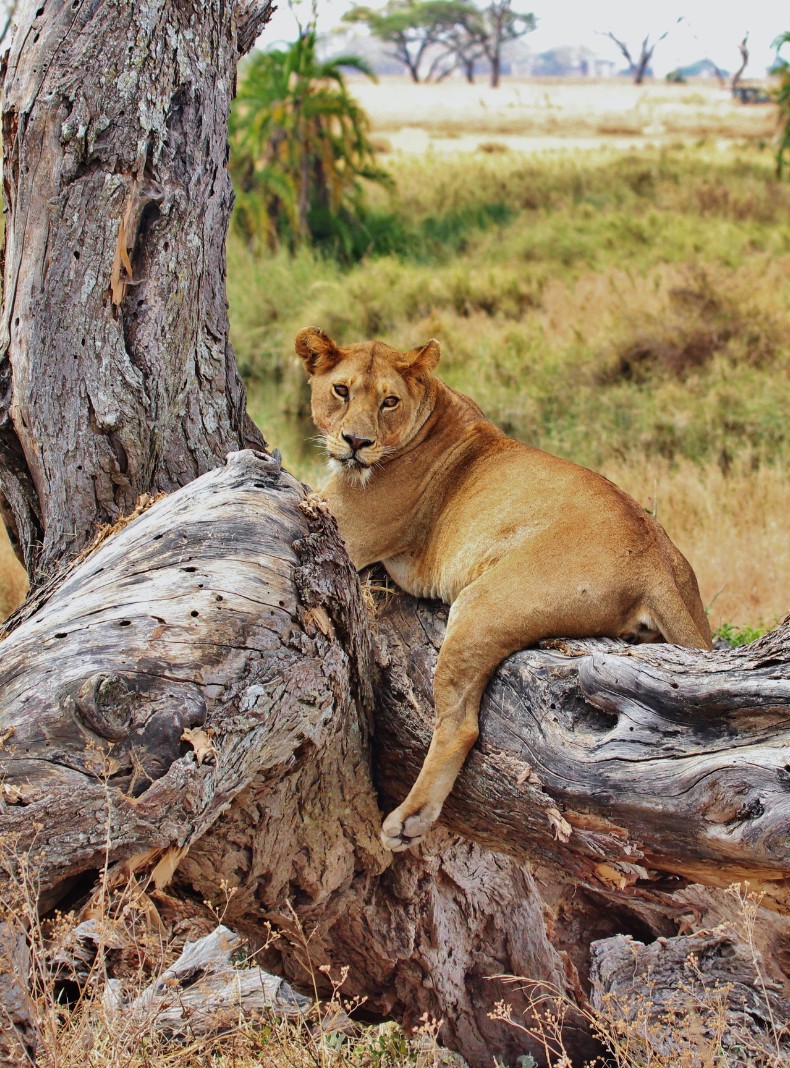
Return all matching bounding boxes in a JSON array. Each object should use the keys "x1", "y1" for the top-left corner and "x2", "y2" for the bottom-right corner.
[{"x1": 295, "y1": 328, "x2": 440, "y2": 483}]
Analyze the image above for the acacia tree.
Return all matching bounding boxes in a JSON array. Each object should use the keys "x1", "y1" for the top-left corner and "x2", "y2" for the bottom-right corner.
[
  {"x1": 343, "y1": 0, "x2": 459, "y2": 82},
  {"x1": 459, "y1": 0, "x2": 536, "y2": 87},
  {"x1": 1, "y1": 3, "x2": 790, "y2": 1067},
  {"x1": 346, "y1": 0, "x2": 535, "y2": 87}
]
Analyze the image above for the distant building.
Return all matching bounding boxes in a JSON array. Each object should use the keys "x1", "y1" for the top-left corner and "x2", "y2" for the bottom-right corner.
[{"x1": 510, "y1": 45, "x2": 617, "y2": 78}]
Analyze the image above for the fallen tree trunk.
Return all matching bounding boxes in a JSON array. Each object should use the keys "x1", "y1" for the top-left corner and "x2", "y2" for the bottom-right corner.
[
  {"x1": 101, "y1": 925, "x2": 314, "y2": 1040},
  {"x1": 1, "y1": 450, "x2": 788, "y2": 1065},
  {"x1": 590, "y1": 926, "x2": 790, "y2": 1064},
  {"x1": 3, "y1": 4, "x2": 784, "y2": 1065},
  {"x1": 375, "y1": 597, "x2": 790, "y2": 897},
  {"x1": 0, "y1": 450, "x2": 587, "y2": 1067}
]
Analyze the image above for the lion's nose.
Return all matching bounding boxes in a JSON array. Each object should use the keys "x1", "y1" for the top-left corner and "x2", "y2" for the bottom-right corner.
[{"x1": 342, "y1": 433, "x2": 374, "y2": 452}]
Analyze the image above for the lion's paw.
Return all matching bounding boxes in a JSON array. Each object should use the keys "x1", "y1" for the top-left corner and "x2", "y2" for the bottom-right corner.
[{"x1": 381, "y1": 804, "x2": 439, "y2": 852}]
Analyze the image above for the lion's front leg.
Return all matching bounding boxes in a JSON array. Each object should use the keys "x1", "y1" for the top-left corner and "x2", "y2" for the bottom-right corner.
[
  {"x1": 381, "y1": 591, "x2": 511, "y2": 851},
  {"x1": 380, "y1": 708, "x2": 480, "y2": 851}
]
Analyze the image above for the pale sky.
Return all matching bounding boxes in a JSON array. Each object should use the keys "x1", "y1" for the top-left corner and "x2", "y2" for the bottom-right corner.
[{"x1": 262, "y1": 0, "x2": 786, "y2": 76}]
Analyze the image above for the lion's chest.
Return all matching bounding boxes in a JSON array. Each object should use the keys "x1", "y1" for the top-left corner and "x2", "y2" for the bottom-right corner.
[{"x1": 383, "y1": 551, "x2": 447, "y2": 602}]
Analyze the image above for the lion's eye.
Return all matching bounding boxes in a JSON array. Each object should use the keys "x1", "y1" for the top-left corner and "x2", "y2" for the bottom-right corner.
[
  {"x1": 381, "y1": 396, "x2": 399, "y2": 410},
  {"x1": 332, "y1": 384, "x2": 349, "y2": 399}
]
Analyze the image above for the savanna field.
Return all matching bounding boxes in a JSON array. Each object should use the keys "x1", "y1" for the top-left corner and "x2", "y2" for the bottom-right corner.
[{"x1": 230, "y1": 81, "x2": 789, "y2": 641}]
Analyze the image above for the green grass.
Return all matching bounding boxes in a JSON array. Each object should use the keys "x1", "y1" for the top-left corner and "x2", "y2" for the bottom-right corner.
[
  {"x1": 714, "y1": 621, "x2": 772, "y2": 647},
  {"x1": 229, "y1": 142, "x2": 790, "y2": 485}
]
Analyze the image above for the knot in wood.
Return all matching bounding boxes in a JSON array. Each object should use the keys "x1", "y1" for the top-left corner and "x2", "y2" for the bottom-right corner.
[{"x1": 74, "y1": 672, "x2": 135, "y2": 741}]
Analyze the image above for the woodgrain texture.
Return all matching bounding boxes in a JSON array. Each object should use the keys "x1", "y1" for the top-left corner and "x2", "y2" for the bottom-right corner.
[
  {"x1": 591, "y1": 927, "x2": 790, "y2": 1063},
  {"x1": 0, "y1": 5, "x2": 788, "y2": 1065},
  {"x1": 375, "y1": 596, "x2": 790, "y2": 898},
  {"x1": 1, "y1": 454, "x2": 788, "y2": 1063}
]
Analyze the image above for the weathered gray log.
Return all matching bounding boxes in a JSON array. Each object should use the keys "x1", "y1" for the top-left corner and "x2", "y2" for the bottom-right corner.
[
  {"x1": 0, "y1": 0, "x2": 271, "y2": 582},
  {"x1": 0, "y1": 450, "x2": 586, "y2": 1068},
  {"x1": 590, "y1": 927, "x2": 790, "y2": 1063},
  {"x1": 375, "y1": 596, "x2": 790, "y2": 901},
  {"x1": 0, "y1": 921, "x2": 34, "y2": 1067},
  {"x1": 102, "y1": 926, "x2": 314, "y2": 1040}
]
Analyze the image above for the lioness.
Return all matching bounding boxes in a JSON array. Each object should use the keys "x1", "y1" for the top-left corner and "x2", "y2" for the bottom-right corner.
[{"x1": 296, "y1": 327, "x2": 712, "y2": 852}]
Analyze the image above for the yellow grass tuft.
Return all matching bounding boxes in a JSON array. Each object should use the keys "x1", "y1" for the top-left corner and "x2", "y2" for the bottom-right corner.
[
  {"x1": 600, "y1": 459, "x2": 789, "y2": 633},
  {"x1": 0, "y1": 528, "x2": 27, "y2": 621}
]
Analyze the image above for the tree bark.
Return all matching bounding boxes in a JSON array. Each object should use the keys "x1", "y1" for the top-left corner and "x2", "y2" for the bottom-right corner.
[
  {"x1": 375, "y1": 596, "x2": 790, "y2": 899},
  {"x1": 1, "y1": 454, "x2": 788, "y2": 1065},
  {"x1": 0, "y1": 0, "x2": 271, "y2": 583},
  {"x1": 732, "y1": 34, "x2": 750, "y2": 93},
  {"x1": 590, "y1": 927, "x2": 790, "y2": 1064}
]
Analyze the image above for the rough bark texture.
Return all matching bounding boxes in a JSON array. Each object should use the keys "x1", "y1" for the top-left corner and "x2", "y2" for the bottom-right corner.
[
  {"x1": 1, "y1": 4, "x2": 789, "y2": 1067},
  {"x1": 102, "y1": 925, "x2": 314, "y2": 1038},
  {"x1": 590, "y1": 927, "x2": 790, "y2": 1064},
  {"x1": 375, "y1": 596, "x2": 790, "y2": 900},
  {"x1": 0, "y1": 0, "x2": 271, "y2": 582}
]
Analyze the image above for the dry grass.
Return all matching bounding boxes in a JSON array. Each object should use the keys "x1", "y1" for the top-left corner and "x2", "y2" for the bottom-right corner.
[
  {"x1": 1, "y1": 460, "x2": 783, "y2": 634},
  {"x1": 2, "y1": 92, "x2": 787, "y2": 637},
  {"x1": 0, "y1": 530, "x2": 27, "y2": 620},
  {"x1": 0, "y1": 842, "x2": 447, "y2": 1068},
  {"x1": 492, "y1": 886, "x2": 788, "y2": 1067},
  {"x1": 600, "y1": 460, "x2": 788, "y2": 633}
]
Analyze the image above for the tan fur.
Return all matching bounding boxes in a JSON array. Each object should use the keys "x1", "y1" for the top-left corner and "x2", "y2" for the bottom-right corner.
[{"x1": 296, "y1": 328, "x2": 713, "y2": 852}]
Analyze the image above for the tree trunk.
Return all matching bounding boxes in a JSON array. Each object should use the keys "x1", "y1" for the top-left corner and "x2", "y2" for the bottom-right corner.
[
  {"x1": 0, "y1": 0, "x2": 271, "y2": 584},
  {"x1": 732, "y1": 35, "x2": 750, "y2": 93},
  {"x1": 375, "y1": 596, "x2": 790, "y2": 899}
]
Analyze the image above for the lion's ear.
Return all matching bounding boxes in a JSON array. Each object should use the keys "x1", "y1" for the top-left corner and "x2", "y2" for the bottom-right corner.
[
  {"x1": 295, "y1": 327, "x2": 342, "y2": 376},
  {"x1": 400, "y1": 338, "x2": 440, "y2": 376}
]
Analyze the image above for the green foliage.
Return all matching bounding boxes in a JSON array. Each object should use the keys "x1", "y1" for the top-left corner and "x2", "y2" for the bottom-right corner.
[
  {"x1": 772, "y1": 32, "x2": 790, "y2": 178},
  {"x1": 229, "y1": 30, "x2": 390, "y2": 259},
  {"x1": 344, "y1": 0, "x2": 535, "y2": 85},
  {"x1": 714, "y1": 621, "x2": 770, "y2": 647},
  {"x1": 345, "y1": 0, "x2": 473, "y2": 82}
]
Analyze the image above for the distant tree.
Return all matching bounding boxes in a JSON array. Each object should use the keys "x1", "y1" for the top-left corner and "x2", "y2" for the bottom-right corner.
[
  {"x1": 457, "y1": 1, "x2": 536, "y2": 87},
  {"x1": 439, "y1": 0, "x2": 488, "y2": 82},
  {"x1": 604, "y1": 20, "x2": 684, "y2": 86},
  {"x1": 732, "y1": 32, "x2": 749, "y2": 92},
  {"x1": 345, "y1": 0, "x2": 535, "y2": 87},
  {"x1": 343, "y1": 1, "x2": 459, "y2": 82},
  {"x1": 229, "y1": 30, "x2": 388, "y2": 257},
  {"x1": 605, "y1": 29, "x2": 670, "y2": 85}
]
